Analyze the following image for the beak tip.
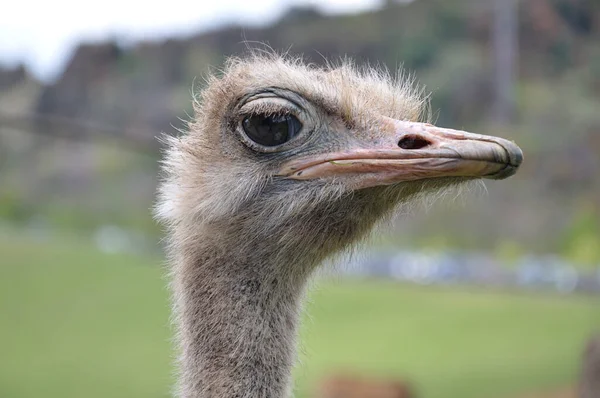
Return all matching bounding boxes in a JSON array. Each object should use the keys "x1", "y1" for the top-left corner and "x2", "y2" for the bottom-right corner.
[
  {"x1": 508, "y1": 143, "x2": 524, "y2": 168},
  {"x1": 487, "y1": 141, "x2": 523, "y2": 180}
]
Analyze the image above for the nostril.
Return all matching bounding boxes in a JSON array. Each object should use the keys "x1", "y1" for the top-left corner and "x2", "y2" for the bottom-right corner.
[{"x1": 398, "y1": 135, "x2": 432, "y2": 150}]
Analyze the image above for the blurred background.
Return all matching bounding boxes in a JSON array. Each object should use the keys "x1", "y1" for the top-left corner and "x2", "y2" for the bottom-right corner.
[{"x1": 1, "y1": 0, "x2": 599, "y2": 397}]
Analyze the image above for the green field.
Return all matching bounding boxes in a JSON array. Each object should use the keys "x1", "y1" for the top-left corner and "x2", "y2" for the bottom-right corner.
[{"x1": 1, "y1": 234, "x2": 598, "y2": 398}]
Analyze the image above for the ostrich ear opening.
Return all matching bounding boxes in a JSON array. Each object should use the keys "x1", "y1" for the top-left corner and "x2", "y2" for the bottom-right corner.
[{"x1": 278, "y1": 118, "x2": 523, "y2": 189}]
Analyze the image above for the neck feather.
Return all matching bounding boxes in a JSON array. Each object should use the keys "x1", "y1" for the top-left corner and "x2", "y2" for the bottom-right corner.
[
  {"x1": 170, "y1": 229, "x2": 315, "y2": 398},
  {"x1": 165, "y1": 185, "x2": 403, "y2": 398}
]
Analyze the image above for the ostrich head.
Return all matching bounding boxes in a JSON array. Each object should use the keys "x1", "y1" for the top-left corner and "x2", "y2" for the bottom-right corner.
[
  {"x1": 158, "y1": 55, "x2": 521, "y2": 272},
  {"x1": 155, "y1": 54, "x2": 523, "y2": 398}
]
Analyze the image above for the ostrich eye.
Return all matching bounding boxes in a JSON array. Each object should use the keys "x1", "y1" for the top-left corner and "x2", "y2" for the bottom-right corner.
[{"x1": 242, "y1": 114, "x2": 302, "y2": 147}]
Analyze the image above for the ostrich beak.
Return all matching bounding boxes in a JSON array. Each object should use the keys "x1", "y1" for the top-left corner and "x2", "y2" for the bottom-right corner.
[{"x1": 278, "y1": 118, "x2": 523, "y2": 189}]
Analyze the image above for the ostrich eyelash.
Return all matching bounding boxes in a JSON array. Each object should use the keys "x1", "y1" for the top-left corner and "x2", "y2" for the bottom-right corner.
[{"x1": 240, "y1": 103, "x2": 298, "y2": 120}]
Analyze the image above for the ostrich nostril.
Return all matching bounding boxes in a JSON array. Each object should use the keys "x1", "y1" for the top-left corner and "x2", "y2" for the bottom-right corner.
[{"x1": 398, "y1": 135, "x2": 432, "y2": 150}]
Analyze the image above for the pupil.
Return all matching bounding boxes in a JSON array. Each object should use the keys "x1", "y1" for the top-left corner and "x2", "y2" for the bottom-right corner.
[{"x1": 242, "y1": 113, "x2": 301, "y2": 147}]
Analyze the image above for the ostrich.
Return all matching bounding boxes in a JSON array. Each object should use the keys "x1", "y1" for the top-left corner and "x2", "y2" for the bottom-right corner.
[{"x1": 155, "y1": 54, "x2": 523, "y2": 398}]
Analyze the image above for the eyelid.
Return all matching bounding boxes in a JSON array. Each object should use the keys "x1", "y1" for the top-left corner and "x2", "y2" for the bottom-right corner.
[{"x1": 239, "y1": 96, "x2": 302, "y2": 118}]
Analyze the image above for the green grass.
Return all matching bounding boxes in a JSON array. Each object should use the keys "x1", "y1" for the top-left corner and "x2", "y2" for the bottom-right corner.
[{"x1": 1, "y1": 234, "x2": 598, "y2": 398}]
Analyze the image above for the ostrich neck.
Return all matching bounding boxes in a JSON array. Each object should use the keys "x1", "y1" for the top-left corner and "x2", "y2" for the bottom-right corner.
[{"x1": 171, "y1": 230, "x2": 314, "y2": 398}]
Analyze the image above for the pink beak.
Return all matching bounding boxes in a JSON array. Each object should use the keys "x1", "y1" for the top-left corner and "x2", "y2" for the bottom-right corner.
[{"x1": 277, "y1": 118, "x2": 523, "y2": 189}]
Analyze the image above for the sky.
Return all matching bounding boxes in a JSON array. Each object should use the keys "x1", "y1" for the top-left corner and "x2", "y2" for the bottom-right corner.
[{"x1": 0, "y1": 0, "x2": 382, "y2": 81}]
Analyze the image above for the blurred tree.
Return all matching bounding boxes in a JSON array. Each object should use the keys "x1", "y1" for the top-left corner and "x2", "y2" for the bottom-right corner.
[{"x1": 492, "y1": 0, "x2": 518, "y2": 124}]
